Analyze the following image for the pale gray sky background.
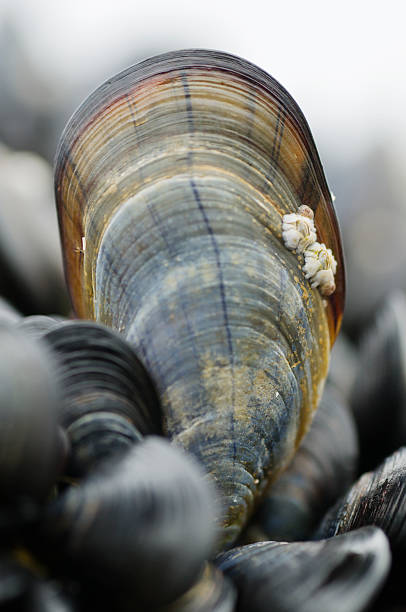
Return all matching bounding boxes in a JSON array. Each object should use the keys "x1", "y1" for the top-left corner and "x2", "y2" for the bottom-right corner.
[{"x1": 1, "y1": 0, "x2": 405, "y2": 168}]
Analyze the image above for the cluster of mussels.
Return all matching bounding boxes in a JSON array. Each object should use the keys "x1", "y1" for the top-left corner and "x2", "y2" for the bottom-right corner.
[
  {"x1": 2, "y1": 291, "x2": 406, "y2": 612},
  {"x1": 1, "y1": 48, "x2": 405, "y2": 611}
]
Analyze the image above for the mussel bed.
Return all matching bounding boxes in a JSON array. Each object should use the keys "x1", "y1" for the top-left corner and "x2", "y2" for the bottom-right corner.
[{"x1": 1, "y1": 49, "x2": 405, "y2": 612}]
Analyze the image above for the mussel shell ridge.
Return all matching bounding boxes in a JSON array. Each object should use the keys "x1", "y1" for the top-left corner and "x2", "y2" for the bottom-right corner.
[{"x1": 55, "y1": 49, "x2": 344, "y2": 544}]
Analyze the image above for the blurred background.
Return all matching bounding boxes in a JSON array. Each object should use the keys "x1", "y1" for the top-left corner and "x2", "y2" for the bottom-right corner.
[{"x1": 0, "y1": 0, "x2": 405, "y2": 335}]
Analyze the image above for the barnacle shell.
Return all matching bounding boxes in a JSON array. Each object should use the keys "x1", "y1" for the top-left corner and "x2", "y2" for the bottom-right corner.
[
  {"x1": 55, "y1": 49, "x2": 344, "y2": 545},
  {"x1": 216, "y1": 527, "x2": 390, "y2": 612},
  {"x1": 282, "y1": 205, "x2": 317, "y2": 253},
  {"x1": 303, "y1": 242, "x2": 337, "y2": 296}
]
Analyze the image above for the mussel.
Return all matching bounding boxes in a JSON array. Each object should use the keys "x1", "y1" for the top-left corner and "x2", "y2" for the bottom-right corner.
[
  {"x1": 0, "y1": 144, "x2": 68, "y2": 314},
  {"x1": 0, "y1": 325, "x2": 65, "y2": 505},
  {"x1": 42, "y1": 320, "x2": 161, "y2": 476},
  {"x1": 349, "y1": 291, "x2": 406, "y2": 472},
  {"x1": 37, "y1": 437, "x2": 219, "y2": 608},
  {"x1": 316, "y1": 447, "x2": 406, "y2": 555},
  {"x1": 55, "y1": 49, "x2": 344, "y2": 545},
  {"x1": 216, "y1": 526, "x2": 390, "y2": 612}
]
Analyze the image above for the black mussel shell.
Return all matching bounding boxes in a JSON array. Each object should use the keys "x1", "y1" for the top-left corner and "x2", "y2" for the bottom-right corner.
[
  {"x1": 316, "y1": 447, "x2": 406, "y2": 555},
  {"x1": 216, "y1": 527, "x2": 390, "y2": 612},
  {"x1": 0, "y1": 325, "x2": 65, "y2": 504},
  {"x1": 350, "y1": 291, "x2": 406, "y2": 472},
  {"x1": 42, "y1": 321, "x2": 162, "y2": 476},
  {"x1": 36, "y1": 437, "x2": 219, "y2": 608},
  {"x1": 0, "y1": 145, "x2": 68, "y2": 315}
]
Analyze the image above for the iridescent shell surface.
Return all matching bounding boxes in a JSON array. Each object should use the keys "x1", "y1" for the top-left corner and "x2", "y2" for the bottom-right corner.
[{"x1": 55, "y1": 49, "x2": 344, "y2": 545}]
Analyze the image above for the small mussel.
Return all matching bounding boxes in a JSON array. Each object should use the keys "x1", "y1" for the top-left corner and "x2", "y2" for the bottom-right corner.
[
  {"x1": 350, "y1": 291, "x2": 406, "y2": 472},
  {"x1": 42, "y1": 321, "x2": 161, "y2": 476},
  {"x1": 0, "y1": 325, "x2": 65, "y2": 506},
  {"x1": 252, "y1": 383, "x2": 359, "y2": 541},
  {"x1": 37, "y1": 437, "x2": 219, "y2": 608},
  {"x1": 317, "y1": 447, "x2": 406, "y2": 555},
  {"x1": 216, "y1": 527, "x2": 390, "y2": 612}
]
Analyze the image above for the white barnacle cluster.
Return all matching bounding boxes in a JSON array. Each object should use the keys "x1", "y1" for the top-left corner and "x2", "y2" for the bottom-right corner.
[
  {"x1": 282, "y1": 205, "x2": 337, "y2": 297},
  {"x1": 281, "y1": 205, "x2": 316, "y2": 254}
]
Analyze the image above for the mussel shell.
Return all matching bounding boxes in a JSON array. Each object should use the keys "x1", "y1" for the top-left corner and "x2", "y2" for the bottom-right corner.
[
  {"x1": 316, "y1": 447, "x2": 406, "y2": 555},
  {"x1": 252, "y1": 383, "x2": 358, "y2": 541},
  {"x1": 42, "y1": 321, "x2": 161, "y2": 475},
  {"x1": 216, "y1": 527, "x2": 390, "y2": 612},
  {"x1": 350, "y1": 291, "x2": 406, "y2": 472},
  {"x1": 0, "y1": 145, "x2": 68, "y2": 314},
  {"x1": 55, "y1": 49, "x2": 344, "y2": 544},
  {"x1": 0, "y1": 325, "x2": 65, "y2": 501},
  {"x1": 37, "y1": 437, "x2": 219, "y2": 607}
]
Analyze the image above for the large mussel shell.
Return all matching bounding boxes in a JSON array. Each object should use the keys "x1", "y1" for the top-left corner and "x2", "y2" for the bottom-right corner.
[
  {"x1": 37, "y1": 437, "x2": 219, "y2": 608},
  {"x1": 216, "y1": 527, "x2": 390, "y2": 612},
  {"x1": 55, "y1": 49, "x2": 344, "y2": 545}
]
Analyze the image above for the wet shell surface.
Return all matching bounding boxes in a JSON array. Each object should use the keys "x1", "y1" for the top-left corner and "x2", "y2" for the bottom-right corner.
[
  {"x1": 252, "y1": 383, "x2": 359, "y2": 541},
  {"x1": 38, "y1": 437, "x2": 218, "y2": 608},
  {"x1": 0, "y1": 325, "x2": 65, "y2": 502},
  {"x1": 317, "y1": 447, "x2": 406, "y2": 554},
  {"x1": 350, "y1": 291, "x2": 406, "y2": 472},
  {"x1": 42, "y1": 320, "x2": 161, "y2": 476},
  {"x1": 216, "y1": 526, "x2": 390, "y2": 612},
  {"x1": 55, "y1": 49, "x2": 344, "y2": 544}
]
